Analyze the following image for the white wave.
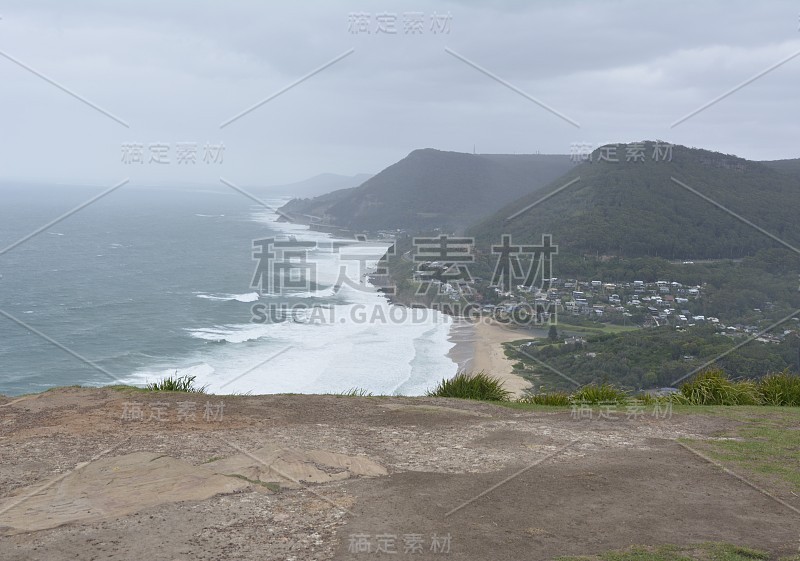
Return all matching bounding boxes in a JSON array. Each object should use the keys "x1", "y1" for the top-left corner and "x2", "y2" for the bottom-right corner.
[
  {"x1": 195, "y1": 292, "x2": 260, "y2": 303},
  {"x1": 128, "y1": 206, "x2": 459, "y2": 397},
  {"x1": 194, "y1": 213, "x2": 226, "y2": 217},
  {"x1": 186, "y1": 322, "x2": 279, "y2": 344},
  {"x1": 288, "y1": 286, "x2": 338, "y2": 299},
  {"x1": 170, "y1": 300, "x2": 456, "y2": 396}
]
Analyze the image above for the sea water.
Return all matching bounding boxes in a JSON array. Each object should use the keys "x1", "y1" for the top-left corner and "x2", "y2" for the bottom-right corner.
[{"x1": 0, "y1": 183, "x2": 457, "y2": 396}]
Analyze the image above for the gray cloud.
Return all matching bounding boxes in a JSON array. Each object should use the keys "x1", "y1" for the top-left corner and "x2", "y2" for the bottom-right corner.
[{"x1": 1, "y1": 0, "x2": 798, "y2": 187}]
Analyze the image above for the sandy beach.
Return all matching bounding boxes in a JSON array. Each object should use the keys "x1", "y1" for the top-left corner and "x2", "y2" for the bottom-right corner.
[{"x1": 448, "y1": 318, "x2": 536, "y2": 398}]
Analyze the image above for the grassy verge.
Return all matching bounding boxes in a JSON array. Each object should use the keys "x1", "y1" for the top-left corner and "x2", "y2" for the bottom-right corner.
[{"x1": 679, "y1": 406, "x2": 800, "y2": 493}]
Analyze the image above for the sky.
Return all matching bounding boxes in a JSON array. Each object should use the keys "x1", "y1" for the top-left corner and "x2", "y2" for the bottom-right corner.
[{"x1": 1, "y1": 0, "x2": 799, "y2": 187}]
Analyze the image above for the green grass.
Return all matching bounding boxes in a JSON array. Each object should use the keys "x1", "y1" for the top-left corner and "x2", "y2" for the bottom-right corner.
[
  {"x1": 505, "y1": 371, "x2": 800, "y2": 410},
  {"x1": 757, "y1": 370, "x2": 800, "y2": 406},
  {"x1": 570, "y1": 383, "x2": 629, "y2": 405},
  {"x1": 679, "y1": 370, "x2": 761, "y2": 406},
  {"x1": 427, "y1": 371, "x2": 511, "y2": 401},
  {"x1": 682, "y1": 407, "x2": 800, "y2": 492},
  {"x1": 145, "y1": 373, "x2": 207, "y2": 393},
  {"x1": 555, "y1": 542, "x2": 771, "y2": 561},
  {"x1": 665, "y1": 369, "x2": 800, "y2": 406}
]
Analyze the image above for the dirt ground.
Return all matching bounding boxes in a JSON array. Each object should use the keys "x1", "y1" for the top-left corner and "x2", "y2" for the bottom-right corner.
[{"x1": 0, "y1": 388, "x2": 798, "y2": 560}]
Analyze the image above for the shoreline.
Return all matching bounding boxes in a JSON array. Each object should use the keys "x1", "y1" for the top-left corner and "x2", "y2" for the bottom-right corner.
[{"x1": 447, "y1": 318, "x2": 538, "y2": 399}]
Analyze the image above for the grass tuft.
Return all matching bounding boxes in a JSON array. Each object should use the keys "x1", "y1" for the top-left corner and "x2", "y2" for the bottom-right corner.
[
  {"x1": 570, "y1": 383, "x2": 628, "y2": 405},
  {"x1": 757, "y1": 369, "x2": 800, "y2": 406},
  {"x1": 679, "y1": 369, "x2": 760, "y2": 405},
  {"x1": 145, "y1": 372, "x2": 207, "y2": 393},
  {"x1": 427, "y1": 371, "x2": 511, "y2": 401}
]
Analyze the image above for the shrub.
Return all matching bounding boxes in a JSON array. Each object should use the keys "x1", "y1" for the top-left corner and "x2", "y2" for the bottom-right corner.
[
  {"x1": 427, "y1": 371, "x2": 511, "y2": 401},
  {"x1": 570, "y1": 383, "x2": 627, "y2": 405},
  {"x1": 757, "y1": 370, "x2": 800, "y2": 406},
  {"x1": 145, "y1": 373, "x2": 207, "y2": 393},
  {"x1": 679, "y1": 369, "x2": 760, "y2": 405}
]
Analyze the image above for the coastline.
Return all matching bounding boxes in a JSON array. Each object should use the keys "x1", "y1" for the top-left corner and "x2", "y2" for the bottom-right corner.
[{"x1": 447, "y1": 318, "x2": 536, "y2": 398}]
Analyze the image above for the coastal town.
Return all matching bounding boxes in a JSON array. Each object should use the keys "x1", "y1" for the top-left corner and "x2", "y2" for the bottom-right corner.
[{"x1": 412, "y1": 258, "x2": 794, "y2": 344}]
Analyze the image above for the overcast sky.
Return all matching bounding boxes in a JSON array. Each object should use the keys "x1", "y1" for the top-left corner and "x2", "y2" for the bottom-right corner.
[{"x1": 1, "y1": 0, "x2": 799, "y2": 187}]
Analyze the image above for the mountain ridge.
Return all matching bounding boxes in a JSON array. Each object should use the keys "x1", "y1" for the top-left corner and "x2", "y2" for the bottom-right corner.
[
  {"x1": 279, "y1": 149, "x2": 575, "y2": 232},
  {"x1": 469, "y1": 142, "x2": 800, "y2": 260}
]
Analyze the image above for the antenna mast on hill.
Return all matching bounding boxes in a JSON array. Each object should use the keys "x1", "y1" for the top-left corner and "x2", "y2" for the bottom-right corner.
[{"x1": 473, "y1": 144, "x2": 476, "y2": 154}]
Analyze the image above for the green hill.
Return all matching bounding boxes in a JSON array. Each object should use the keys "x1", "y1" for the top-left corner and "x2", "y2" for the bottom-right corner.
[
  {"x1": 470, "y1": 142, "x2": 800, "y2": 260},
  {"x1": 279, "y1": 149, "x2": 575, "y2": 232}
]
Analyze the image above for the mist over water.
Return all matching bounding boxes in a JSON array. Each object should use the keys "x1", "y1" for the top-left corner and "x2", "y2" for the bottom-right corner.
[{"x1": 0, "y1": 184, "x2": 456, "y2": 397}]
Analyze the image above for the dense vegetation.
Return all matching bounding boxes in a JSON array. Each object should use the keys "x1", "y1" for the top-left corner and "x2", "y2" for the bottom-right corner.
[
  {"x1": 507, "y1": 325, "x2": 799, "y2": 391},
  {"x1": 673, "y1": 369, "x2": 800, "y2": 406},
  {"x1": 470, "y1": 143, "x2": 800, "y2": 260}
]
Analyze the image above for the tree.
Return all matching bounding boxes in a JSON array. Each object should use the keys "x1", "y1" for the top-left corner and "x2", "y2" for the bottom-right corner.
[{"x1": 548, "y1": 324, "x2": 559, "y2": 342}]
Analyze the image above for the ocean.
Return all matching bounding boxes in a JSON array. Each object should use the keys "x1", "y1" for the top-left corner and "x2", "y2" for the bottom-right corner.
[{"x1": 0, "y1": 183, "x2": 457, "y2": 397}]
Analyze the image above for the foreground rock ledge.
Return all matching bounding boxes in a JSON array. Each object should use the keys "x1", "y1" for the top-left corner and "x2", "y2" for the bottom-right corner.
[{"x1": 0, "y1": 387, "x2": 798, "y2": 561}]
